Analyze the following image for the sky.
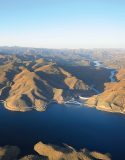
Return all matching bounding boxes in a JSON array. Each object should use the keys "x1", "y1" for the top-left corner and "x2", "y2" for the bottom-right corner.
[{"x1": 0, "y1": 0, "x2": 125, "y2": 49}]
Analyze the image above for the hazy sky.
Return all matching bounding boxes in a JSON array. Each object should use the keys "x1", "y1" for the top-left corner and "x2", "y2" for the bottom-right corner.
[{"x1": 0, "y1": 0, "x2": 125, "y2": 48}]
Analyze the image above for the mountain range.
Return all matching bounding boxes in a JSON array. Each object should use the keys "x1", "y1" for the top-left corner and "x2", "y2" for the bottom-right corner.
[{"x1": 0, "y1": 47, "x2": 125, "y2": 115}]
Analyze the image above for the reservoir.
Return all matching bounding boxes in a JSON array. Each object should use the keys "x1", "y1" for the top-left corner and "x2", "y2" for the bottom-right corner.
[{"x1": 0, "y1": 103, "x2": 125, "y2": 160}]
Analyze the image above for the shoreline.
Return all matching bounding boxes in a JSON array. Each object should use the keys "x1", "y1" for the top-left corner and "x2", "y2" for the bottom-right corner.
[
  {"x1": 1, "y1": 97, "x2": 125, "y2": 115},
  {"x1": 84, "y1": 102, "x2": 125, "y2": 115}
]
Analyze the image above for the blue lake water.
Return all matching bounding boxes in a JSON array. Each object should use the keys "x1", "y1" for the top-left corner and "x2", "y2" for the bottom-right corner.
[{"x1": 0, "y1": 103, "x2": 125, "y2": 160}]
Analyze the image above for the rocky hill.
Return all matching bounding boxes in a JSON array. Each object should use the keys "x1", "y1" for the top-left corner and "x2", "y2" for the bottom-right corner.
[
  {"x1": 85, "y1": 69, "x2": 125, "y2": 114},
  {"x1": 0, "y1": 54, "x2": 90, "y2": 112}
]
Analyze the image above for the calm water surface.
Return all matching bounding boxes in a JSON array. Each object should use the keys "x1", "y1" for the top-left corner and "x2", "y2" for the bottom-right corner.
[{"x1": 0, "y1": 104, "x2": 125, "y2": 160}]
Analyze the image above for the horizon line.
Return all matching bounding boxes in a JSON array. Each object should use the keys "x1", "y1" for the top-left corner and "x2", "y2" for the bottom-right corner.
[{"x1": 0, "y1": 45, "x2": 125, "y2": 50}]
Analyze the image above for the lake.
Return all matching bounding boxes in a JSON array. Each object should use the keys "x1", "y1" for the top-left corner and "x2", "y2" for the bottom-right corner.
[{"x1": 0, "y1": 103, "x2": 125, "y2": 160}]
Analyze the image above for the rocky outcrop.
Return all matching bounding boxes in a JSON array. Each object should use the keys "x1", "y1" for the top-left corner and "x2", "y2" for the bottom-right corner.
[
  {"x1": 53, "y1": 88, "x2": 64, "y2": 104},
  {"x1": 34, "y1": 141, "x2": 111, "y2": 160},
  {"x1": 64, "y1": 76, "x2": 87, "y2": 90}
]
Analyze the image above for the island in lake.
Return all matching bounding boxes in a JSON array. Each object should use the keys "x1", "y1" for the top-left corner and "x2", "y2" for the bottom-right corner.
[{"x1": 0, "y1": 141, "x2": 111, "y2": 160}]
